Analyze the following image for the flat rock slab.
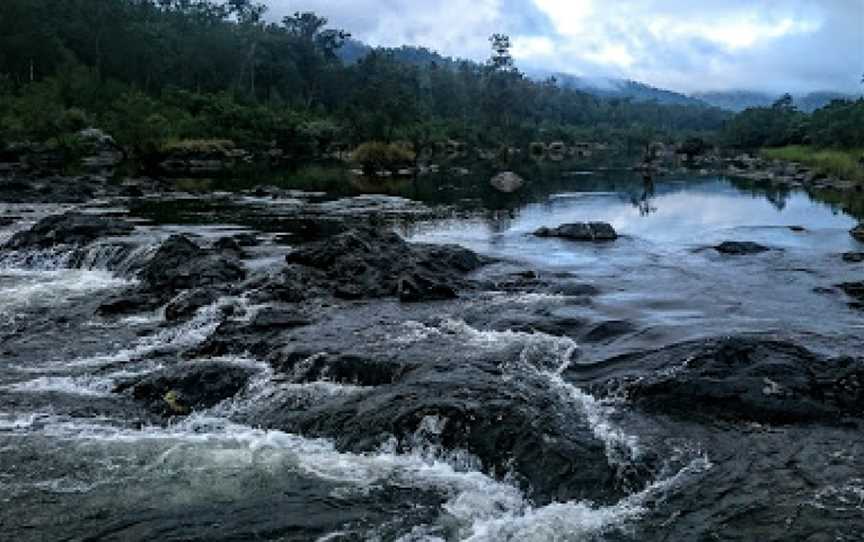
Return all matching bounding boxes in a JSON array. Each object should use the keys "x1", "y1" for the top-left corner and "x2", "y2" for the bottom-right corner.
[
  {"x1": 714, "y1": 241, "x2": 771, "y2": 255},
  {"x1": 3, "y1": 212, "x2": 134, "y2": 250},
  {"x1": 534, "y1": 222, "x2": 618, "y2": 242}
]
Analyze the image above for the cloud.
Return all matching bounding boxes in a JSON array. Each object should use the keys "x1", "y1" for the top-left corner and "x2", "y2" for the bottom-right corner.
[{"x1": 261, "y1": 0, "x2": 864, "y2": 94}]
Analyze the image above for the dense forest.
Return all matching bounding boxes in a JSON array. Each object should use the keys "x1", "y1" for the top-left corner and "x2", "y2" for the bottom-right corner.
[
  {"x1": 0, "y1": 0, "x2": 731, "y2": 169},
  {"x1": 0, "y1": 0, "x2": 861, "y2": 177}
]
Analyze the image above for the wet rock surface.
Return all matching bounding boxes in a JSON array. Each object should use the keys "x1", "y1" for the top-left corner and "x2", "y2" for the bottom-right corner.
[
  {"x1": 99, "y1": 234, "x2": 246, "y2": 316},
  {"x1": 534, "y1": 222, "x2": 618, "y2": 241},
  {"x1": 714, "y1": 240, "x2": 771, "y2": 254},
  {"x1": 570, "y1": 336, "x2": 864, "y2": 425},
  {"x1": 116, "y1": 361, "x2": 257, "y2": 416},
  {"x1": 851, "y1": 223, "x2": 864, "y2": 243},
  {"x1": 282, "y1": 226, "x2": 488, "y2": 301},
  {"x1": 3, "y1": 212, "x2": 134, "y2": 250}
]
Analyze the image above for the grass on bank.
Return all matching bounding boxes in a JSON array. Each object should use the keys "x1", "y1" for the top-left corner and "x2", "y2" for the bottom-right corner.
[{"x1": 760, "y1": 145, "x2": 864, "y2": 183}]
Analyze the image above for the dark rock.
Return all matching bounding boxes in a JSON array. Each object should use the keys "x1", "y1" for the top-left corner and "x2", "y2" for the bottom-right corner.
[
  {"x1": 842, "y1": 252, "x2": 864, "y2": 263},
  {"x1": 258, "y1": 349, "x2": 634, "y2": 506},
  {"x1": 98, "y1": 235, "x2": 245, "y2": 316},
  {"x1": 851, "y1": 224, "x2": 864, "y2": 243},
  {"x1": 115, "y1": 361, "x2": 257, "y2": 416},
  {"x1": 164, "y1": 288, "x2": 223, "y2": 321},
  {"x1": 714, "y1": 241, "x2": 771, "y2": 255},
  {"x1": 569, "y1": 336, "x2": 864, "y2": 425},
  {"x1": 232, "y1": 233, "x2": 260, "y2": 247},
  {"x1": 268, "y1": 349, "x2": 407, "y2": 387},
  {"x1": 398, "y1": 273, "x2": 458, "y2": 303},
  {"x1": 0, "y1": 217, "x2": 17, "y2": 227},
  {"x1": 581, "y1": 320, "x2": 637, "y2": 343},
  {"x1": 213, "y1": 236, "x2": 245, "y2": 255},
  {"x1": 838, "y1": 282, "x2": 864, "y2": 307},
  {"x1": 141, "y1": 235, "x2": 246, "y2": 292},
  {"x1": 282, "y1": 226, "x2": 487, "y2": 301},
  {"x1": 788, "y1": 225, "x2": 806, "y2": 232},
  {"x1": 534, "y1": 222, "x2": 618, "y2": 242},
  {"x1": 250, "y1": 307, "x2": 311, "y2": 329},
  {"x1": 3, "y1": 212, "x2": 134, "y2": 250}
]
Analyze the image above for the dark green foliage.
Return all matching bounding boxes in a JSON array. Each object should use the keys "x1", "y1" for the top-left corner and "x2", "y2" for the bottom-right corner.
[
  {"x1": 0, "y1": 0, "x2": 732, "y2": 167},
  {"x1": 723, "y1": 93, "x2": 864, "y2": 151}
]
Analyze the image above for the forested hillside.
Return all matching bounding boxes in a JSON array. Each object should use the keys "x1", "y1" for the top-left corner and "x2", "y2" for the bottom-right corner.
[{"x1": 0, "y1": 0, "x2": 729, "y2": 167}]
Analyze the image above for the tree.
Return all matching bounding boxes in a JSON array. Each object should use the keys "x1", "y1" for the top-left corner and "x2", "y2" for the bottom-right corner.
[{"x1": 488, "y1": 34, "x2": 514, "y2": 72}]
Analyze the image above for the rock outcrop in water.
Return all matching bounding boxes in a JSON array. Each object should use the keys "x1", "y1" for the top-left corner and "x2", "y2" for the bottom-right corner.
[
  {"x1": 99, "y1": 234, "x2": 246, "y2": 316},
  {"x1": 714, "y1": 241, "x2": 771, "y2": 255},
  {"x1": 281, "y1": 226, "x2": 488, "y2": 301},
  {"x1": 116, "y1": 361, "x2": 257, "y2": 416},
  {"x1": 852, "y1": 224, "x2": 864, "y2": 243},
  {"x1": 571, "y1": 336, "x2": 864, "y2": 425},
  {"x1": 534, "y1": 222, "x2": 618, "y2": 241},
  {"x1": 837, "y1": 281, "x2": 864, "y2": 309},
  {"x1": 489, "y1": 171, "x2": 525, "y2": 193},
  {"x1": 3, "y1": 212, "x2": 134, "y2": 250}
]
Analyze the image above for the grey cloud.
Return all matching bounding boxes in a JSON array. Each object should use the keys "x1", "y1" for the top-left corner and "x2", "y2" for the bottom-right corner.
[{"x1": 260, "y1": 0, "x2": 864, "y2": 94}]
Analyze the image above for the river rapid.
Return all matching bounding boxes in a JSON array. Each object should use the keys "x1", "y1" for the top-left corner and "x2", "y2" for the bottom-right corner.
[{"x1": 1, "y1": 174, "x2": 863, "y2": 541}]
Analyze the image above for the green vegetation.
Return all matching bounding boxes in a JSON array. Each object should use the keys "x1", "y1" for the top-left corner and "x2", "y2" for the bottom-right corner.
[
  {"x1": 0, "y1": 0, "x2": 729, "y2": 175},
  {"x1": 723, "y1": 93, "x2": 864, "y2": 183},
  {"x1": 761, "y1": 146, "x2": 864, "y2": 183}
]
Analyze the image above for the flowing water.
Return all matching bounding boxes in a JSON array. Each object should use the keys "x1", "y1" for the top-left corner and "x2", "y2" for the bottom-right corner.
[{"x1": 1, "y1": 175, "x2": 862, "y2": 540}]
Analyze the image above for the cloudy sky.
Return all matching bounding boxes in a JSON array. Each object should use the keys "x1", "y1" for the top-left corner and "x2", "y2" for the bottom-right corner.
[{"x1": 262, "y1": 0, "x2": 863, "y2": 95}]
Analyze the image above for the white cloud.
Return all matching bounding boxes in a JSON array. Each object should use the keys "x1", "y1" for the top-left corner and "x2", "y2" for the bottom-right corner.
[{"x1": 261, "y1": 0, "x2": 864, "y2": 94}]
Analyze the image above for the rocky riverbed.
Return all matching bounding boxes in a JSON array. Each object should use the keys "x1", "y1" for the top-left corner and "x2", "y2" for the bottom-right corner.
[{"x1": 1, "y1": 172, "x2": 863, "y2": 541}]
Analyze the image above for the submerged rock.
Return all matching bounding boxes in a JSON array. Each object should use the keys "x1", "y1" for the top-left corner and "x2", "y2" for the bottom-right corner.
[
  {"x1": 282, "y1": 226, "x2": 487, "y2": 301},
  {"x1": 571, "y1": 336, "x2": 864, "y2": 425},
  {"x1": 842, "y1": 252, "x2": 864, "y2": 263},
  {"x1": 714, "y1": 241, "x2": 771, "y2": 255},
  {"x1": 3, "y1": 212, "x2": 134, "y2": 250},
  {"x1": 489, "y1": 171, "x2": 525, "y2": 193},
  {"x1": 534, "y1": 222, "x2": 618, "y2": 242},
  {"x1": 115, "y1": 361, "x2": 257, "y2": 416}
]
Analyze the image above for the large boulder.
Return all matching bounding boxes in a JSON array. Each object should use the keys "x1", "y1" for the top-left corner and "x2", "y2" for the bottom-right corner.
[
  {"x1": 714, "y1": 241, "x2": 771, "y2": 255},
  {"x1": 490, "y1": 171, "x2": 525, "y2": 193},
  {"x1": 282, "y1": 226, "x2": 487, "y2": 301},
  {"x1": 569, "y1": 336, "x2": 864, "y2": 425},
  {"x1": 534, "y1": 222, "x2": 618, "y2": 242},
  {"x1": 3, "y1": 212, "x2": 134, "y2": 250},
  {"x1": 115, "y1": 361, "x2": 257, "y2": 416},
  {"x1": 252, "y1": 345, "x2": 638, "y2": 506},
  {"x1": 98, "y1": 235, "x2": 246, "y2": 316}
]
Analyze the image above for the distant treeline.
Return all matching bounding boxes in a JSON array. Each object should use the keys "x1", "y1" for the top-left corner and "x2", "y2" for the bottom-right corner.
[
  {"x1": 0, "y1": 0, "x2": 730, "y2": 165},
  {"x1": 721, "y1": 93, "x2": 864, "y2": 150}
]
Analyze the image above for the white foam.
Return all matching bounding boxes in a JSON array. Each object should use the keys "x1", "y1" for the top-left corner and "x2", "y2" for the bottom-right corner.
[
  {"x1": 392, "y1": 319, "x2": 641, "y2": 466},
  {"x1": 26, "y1": 413, "x2": 709, "y2": 541},
  {"x1": 7, "y1": 375, "x2": 116, "y2": 397},
  {"x1": 0, "y1": 268, "x2": 131, "y2": 318}
]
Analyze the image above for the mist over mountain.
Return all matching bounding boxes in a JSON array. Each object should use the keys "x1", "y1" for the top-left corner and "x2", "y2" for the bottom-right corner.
[{"x1": 695, "y1": 90, "x2": 861, "y2": 113}]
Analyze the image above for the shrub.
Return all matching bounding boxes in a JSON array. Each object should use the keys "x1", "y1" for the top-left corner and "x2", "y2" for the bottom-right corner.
[{"x1": 352, "y1": 141, "x2": 415, "y2": 176}]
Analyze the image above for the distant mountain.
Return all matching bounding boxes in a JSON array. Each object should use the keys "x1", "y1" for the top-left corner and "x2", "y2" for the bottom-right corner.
[
  {"x1": 549, "y1": 73, "x2": 709, "y2": 107},
  {"x1": 694, "y1": 90, "x2": 860, "y2": 113}
]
